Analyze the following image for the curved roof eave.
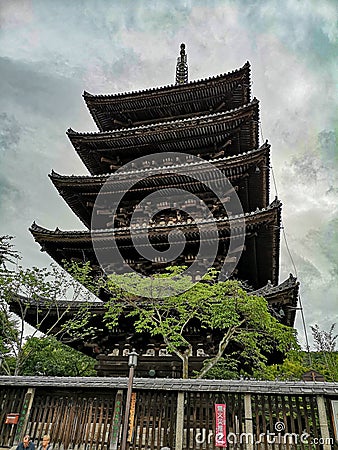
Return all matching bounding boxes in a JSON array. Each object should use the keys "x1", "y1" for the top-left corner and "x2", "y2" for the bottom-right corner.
[
  {"x1": 83, "y1": 61, "x2": 250, "y2": 102},
  {"x1": 49, "y1": 143, "x2": 270, "y2": 186},
  {"x1": 29, "y1": 198, "x2": 281, "y2": 241},
  {"x1": 68, "y1": 98, "x2": 259, "y2": 140}
]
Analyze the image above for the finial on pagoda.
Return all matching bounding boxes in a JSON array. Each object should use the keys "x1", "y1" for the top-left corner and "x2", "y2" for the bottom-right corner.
[{"x1": 175, "y1": 43, "x2": 188, "y2": 85}]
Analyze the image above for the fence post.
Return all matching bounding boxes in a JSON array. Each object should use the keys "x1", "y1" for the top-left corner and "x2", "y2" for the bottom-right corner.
[
  {"x1": 316, "y1": 395, "x2": 332, "y2": 450},
  {"x1": 13, "y1": 388, "x2": 35, "y2": 445},
  {"x1": 175, "y1": 392, "x2": 185, "y2": 450},
  {"x1": 244, "y1": 394, "x2": 253, "y2": 450}
]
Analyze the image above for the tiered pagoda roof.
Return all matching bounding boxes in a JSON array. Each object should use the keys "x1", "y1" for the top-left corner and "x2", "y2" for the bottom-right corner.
[
  {"x1": 49, "y1": 143, "x2": 270, "y2": 228},
  {"x1": 30, "y1": 197, "x2": 281, "y2": 289},
  {"x1": 67, "y1": 99, "x2": 259, "y2": 174},
  {"x1": 83, "y1": 60, "x2": 251, "y2": 131},
  {"x1": 27, "y1": 44, "x2": 299, "y2": 376}
]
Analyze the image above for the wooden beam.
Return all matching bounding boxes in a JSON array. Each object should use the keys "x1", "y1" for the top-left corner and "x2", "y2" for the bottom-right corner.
[
  {"x1": 113, "y1": 118, "x2": 130, "y2": 127},
  {"x1": 101, "y1": 156, "x2": 118, "y2": 165}
]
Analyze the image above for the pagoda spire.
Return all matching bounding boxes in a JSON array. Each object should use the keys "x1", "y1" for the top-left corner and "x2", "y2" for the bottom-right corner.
[{"x1": 175, "y1": 43, "x2": 188, "y2": 85}]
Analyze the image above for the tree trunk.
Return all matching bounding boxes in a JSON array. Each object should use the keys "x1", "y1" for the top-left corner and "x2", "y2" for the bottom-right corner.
[
  {"x1": 182, "y1": 354, "x2": 189, "y2": 379},
  {"x1": 164, "y1": 336, "x2": 191, "y2": 379},
  {"x1": 197, "y1": 324, "x2": 243, "y2": 378}
]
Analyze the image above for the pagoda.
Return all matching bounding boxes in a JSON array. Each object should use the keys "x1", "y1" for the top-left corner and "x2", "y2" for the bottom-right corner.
[{"x1": 26, "y1": 44, "x2": 298, "y2": 377}]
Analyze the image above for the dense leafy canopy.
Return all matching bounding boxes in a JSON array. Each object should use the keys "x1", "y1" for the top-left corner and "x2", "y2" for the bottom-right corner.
[
  {"x1": 254, "y1": 350, "x2": 338, "y2": 382},
  {"x1": 20, "y1": 336, "x2": 96, "y2": 377},
  {"x1": 104, "y1": 269, "x2": 297, "y2": 378},
  {"x1": 254, "y1": 324, "x2": 338, "y2": 382}
]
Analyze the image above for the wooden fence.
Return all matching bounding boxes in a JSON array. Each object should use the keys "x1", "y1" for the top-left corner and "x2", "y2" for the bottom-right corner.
[{"x1": 0, "y1": 377, "x2": 337, "y2": 450}]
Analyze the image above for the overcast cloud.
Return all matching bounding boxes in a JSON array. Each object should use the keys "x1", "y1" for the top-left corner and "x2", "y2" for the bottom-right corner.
[{"x1": 0, "y1": 0, "x2": 337, "y2": 347}]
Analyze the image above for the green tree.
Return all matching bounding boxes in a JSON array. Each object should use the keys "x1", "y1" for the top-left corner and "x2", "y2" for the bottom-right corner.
[
  {"x1": 20, "y1": 336, "x2": 96, "y2": 376},
  {"x1": 0, "y1": 238, "x2": 98, "y2": 375},
  {"x1": 253, "y1": 324, "x2": 338, "y2": 382},
  {"x1": 310, "y1": 323, "x2": 338, "y2": 381},
  {"x1": 104, "y1": 269, "x2": 296, "y2": 379},
  {"x1": 0, "y1": 236, "x2": 21, "y2": 374},
  {"x1": 0, "y1": 310, "x2": 19, "y2": 375},
  {"x1": 255, "y1": 351, "x2": 338, "y2": 382},
  {"x1": 253, "y1": 349, "x2": 308, "y2": 381},
  {"x1": 311, "y1": 323, "x2": 337, "y2": 352}
]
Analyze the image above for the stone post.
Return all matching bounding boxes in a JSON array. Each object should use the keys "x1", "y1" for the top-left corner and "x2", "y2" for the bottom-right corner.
[
  {"x1": 316, "y1": 395, "x2": 332, "y2": 450},
  {"x1": 175, "y1": 392, "x2": 185, "y2": 450},
  {"x1": 244, "y1": 394, "x2": 254, "y2": 450}
]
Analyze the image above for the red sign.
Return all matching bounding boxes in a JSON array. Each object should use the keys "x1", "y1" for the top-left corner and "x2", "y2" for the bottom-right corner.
[
  {"x1": 215, "y1": 404, "x2": 227, "y2": 447},
  {"x1": 5, "y1": 413, "x2": 19, "y2": 424}
]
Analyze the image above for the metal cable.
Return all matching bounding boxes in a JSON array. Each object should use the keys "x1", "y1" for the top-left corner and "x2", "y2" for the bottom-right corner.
[{"x1": 261, "y1": 123, "x2": 313, "y2": 365}]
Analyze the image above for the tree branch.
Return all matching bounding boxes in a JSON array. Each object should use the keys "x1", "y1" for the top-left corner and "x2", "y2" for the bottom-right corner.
[{"x1": 198, "y1": 320, "x2": 245, "y2": 378}]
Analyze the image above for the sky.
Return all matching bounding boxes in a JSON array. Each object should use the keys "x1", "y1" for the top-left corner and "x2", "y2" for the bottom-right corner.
[{"x1": 0, "y1": 0, "x2": 337, "y2": 348}]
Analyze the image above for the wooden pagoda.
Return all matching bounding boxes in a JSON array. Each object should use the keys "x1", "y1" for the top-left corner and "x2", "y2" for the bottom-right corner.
[{"x1": 26, "y1": 44, "x2": 299, "y2": 377}]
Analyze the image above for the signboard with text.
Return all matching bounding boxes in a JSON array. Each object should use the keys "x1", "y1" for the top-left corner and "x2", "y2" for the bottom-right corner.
[
  {"x1": 110, "y1": 390, "x2": 123, "y2": 450},
  {"x1": 5, "y1": 413, "x2": 19, "y2": 424},
  {"x1": 127, "y1": 392, "x2": 137, "y2": 442},
  {"x1": 215, "y1": 403, "x2": 227, "y2": 447},
  {"x1": 14, "y1": 391, "x2": 33, "y2": 441}
]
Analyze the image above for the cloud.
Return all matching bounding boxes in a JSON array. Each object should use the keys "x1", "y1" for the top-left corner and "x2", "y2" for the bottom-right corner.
[
  {"x1": 279, "y1": 129, "x2": 337, "y2": 346},
  {"x1": 0, "y1": 55, "x2": 90, "y2": 267},
  {"x1": 0, "y1": 112, "x2": 21, "y2": 149},
  {"x1": 0, "y1": 112, "x2": 23, "y2": 211}
]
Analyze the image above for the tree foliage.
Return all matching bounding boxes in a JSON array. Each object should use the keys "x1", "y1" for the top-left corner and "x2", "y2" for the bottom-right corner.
[
  {"x1": 0, "y1": 310, "x2": 19, "y2": 375},
  {"x1": 104, "y1": 269, "x2": 297, "y2": 379},
  {"x1": 0, "y1": 238, "x2": 98, "y2": 375},
  {"x1": 310, "y1": 323, "x2": 337, "y2": 381},
  {"x1": 254, "y1": 350, "x2": 338, "y2": 382},
  {"x1": 20, "y1": 336, "x2": 96, "y2": 377},
  {"x1": 253, "y1": 349, "x2": 308, "y2": 381},
  {"x1": 309, "y1": 351, "x2": 338, "y2": 382},
  {"x1": 253, "y1": 324, "x2": 338, "y2": 382},
  {"x1": 311, "y1": 323, "x2": 337, "y2": 352}
]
